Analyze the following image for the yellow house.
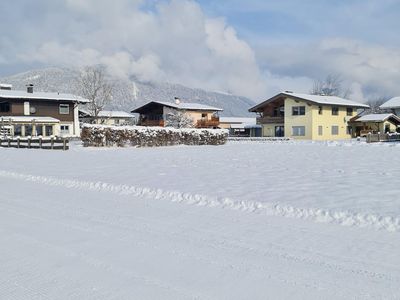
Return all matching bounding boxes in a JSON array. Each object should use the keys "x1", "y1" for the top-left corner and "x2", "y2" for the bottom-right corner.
[
  {"x1": 131, "y1": 100, "x2": 223, "y2": 128},
  {"x1": 249, "y1": 92, "x2": 369, "y2": 140}
]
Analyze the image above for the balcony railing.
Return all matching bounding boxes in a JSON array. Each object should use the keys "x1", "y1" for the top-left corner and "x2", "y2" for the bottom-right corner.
[
  {"x1": 256, "y1": 116, "x2": 284, "y2": 124},
  {"x1": 139, "y1": 119, "x2": 165, "y2": 127},
  {"x1": 196, "y1": 117, "x2": 220, "y2": 128}
]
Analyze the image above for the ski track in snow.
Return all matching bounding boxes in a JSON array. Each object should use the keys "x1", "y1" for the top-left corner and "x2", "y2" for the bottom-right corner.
[{"x1": 1, "y1": 169, "x2": 399, "y2": 233}]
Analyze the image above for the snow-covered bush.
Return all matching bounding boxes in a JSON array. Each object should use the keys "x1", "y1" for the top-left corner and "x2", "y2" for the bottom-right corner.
[{"x1": 81, "y1": 124, "x2": 228, "y2": 147}]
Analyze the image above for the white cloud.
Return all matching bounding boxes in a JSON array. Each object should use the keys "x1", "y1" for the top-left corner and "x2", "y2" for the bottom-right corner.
[
  {"x1": 255, "y1": 38, "x2": 400, "y2": 101},
  {"x1": 3, "y1": 0, "x2": 400, "y2": 101},
  {"x1": 6, "y1": 0, "x2": 268, "y2": 99}
]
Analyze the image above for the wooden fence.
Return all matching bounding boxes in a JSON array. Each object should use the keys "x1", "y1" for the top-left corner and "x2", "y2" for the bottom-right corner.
[
  {"x1": 366, "y1": 133, "x2": 400, "y2": 143},
  {"x1": 0, "y1": 137, "x2": 69, "y2": 150}
]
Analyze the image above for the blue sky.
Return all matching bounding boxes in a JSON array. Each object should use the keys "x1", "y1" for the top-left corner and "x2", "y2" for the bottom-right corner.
[
  {"x1": 1, "y1": 0, "x2": 399, "y2": 100},
  {"x1": 199, "y1": 0, "x2": 400, "y2": 44}
]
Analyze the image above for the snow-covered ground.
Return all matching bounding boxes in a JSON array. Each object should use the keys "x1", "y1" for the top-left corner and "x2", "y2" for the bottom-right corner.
[{"x1": 1, "y1": 141, "x2": 400, "y2": 299}]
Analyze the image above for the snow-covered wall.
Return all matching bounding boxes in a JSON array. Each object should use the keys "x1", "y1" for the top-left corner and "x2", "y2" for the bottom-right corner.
[{"x1": 81, "y1": 124, "x2": 228, "y2": 147}]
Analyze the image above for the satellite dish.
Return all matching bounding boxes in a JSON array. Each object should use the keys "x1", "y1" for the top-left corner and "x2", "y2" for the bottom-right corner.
[{"x1": 30, "y1": 106, "x2": 37, "y2": 114}]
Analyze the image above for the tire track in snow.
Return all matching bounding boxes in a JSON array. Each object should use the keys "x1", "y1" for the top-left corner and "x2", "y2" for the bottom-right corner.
[{"x1": 0, "y1": 170, "x2": 399, "y2": 233}]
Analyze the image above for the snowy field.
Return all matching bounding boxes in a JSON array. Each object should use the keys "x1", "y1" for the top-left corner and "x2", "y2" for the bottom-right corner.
[{"x1": 1, "y1": 140, "x2": 400, "y2": 299}]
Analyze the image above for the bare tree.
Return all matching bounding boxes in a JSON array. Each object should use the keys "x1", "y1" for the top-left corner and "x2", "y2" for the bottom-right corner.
[
  {"x1": 366, "y1": 96, "x2": 389, "y2": 113},
  {"x1": 165, "y1": 110, "x2": 194, "y2": 128},
  {"x1": 310, "y1": 74, "x2": 350, "y2": 98},
  {"x1": 78, "y1": 65, "x2": 114, "y2": 118}
]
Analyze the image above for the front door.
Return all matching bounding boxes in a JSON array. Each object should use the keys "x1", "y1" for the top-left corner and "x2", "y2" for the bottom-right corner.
[{"x1": 275, "y1": 126, "x2": 284, "y2": 137}]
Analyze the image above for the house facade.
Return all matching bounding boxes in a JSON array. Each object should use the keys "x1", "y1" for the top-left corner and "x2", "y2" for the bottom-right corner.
[
  {"x1": 0, "y1": 84, "x2": 89, "y2": 137},
  {"x1": 79, "y1": 109, "x2": 135, "y2": 126},
  {"x1": 131, "y1": 100, "x2": 223, "y2": 128},
  {"x1": 249, "y1": 92, "x2": 369, "y2": 140}
]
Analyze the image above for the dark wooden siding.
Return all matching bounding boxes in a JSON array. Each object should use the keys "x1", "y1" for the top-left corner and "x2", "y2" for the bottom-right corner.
[{"x1": 0, "y1": 98, "x2": 75, "y2": 122}]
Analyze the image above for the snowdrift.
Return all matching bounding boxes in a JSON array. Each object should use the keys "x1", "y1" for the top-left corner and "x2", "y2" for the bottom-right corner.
[{"x1": 81, "y1": 124, "x2": 228, "y2": 147}]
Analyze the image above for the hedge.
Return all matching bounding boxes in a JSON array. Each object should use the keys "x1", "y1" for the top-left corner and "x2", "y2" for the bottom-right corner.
[{"x1": 81, "y1": 124, "x2": 228, "y2": 147}]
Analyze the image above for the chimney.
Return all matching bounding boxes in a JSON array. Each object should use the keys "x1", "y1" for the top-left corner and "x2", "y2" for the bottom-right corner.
[
  {"x1": 27, "y1": 84, "x2": 34, "y2": 93},
  {"x1": 174, "y1": 97, "x2": 181, "y2": 105},
  {"x1": 0, "y1": 83, "x2": 12, "y2": 90}
]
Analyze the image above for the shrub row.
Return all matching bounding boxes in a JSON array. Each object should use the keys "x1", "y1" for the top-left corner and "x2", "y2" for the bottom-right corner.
[{"x1": 81, "y1": 125, "x2": 228, "y2": 147}]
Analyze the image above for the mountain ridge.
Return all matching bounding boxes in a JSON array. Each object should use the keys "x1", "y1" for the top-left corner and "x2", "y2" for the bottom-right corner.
[{"x1": 0, "y1": 67, "x2": 256, "y2": 117}]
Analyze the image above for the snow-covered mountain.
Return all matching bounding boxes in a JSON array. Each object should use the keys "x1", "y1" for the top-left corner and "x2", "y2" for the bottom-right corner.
[{"x1": 0, "y1": 67, "x2": 256, "y2": 117}]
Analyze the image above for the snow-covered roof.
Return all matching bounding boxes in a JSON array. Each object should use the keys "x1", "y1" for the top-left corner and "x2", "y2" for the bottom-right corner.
[
  {"x1": 0, "y1": 116, "x2": 60, "y2": 123},
  {"x1": 249, "y1": 92, "x2": 369, "y2": 112},
  {"x1": 352, "y1": 113, "x2": 400, "y2": 123},
  {"x1": 97, "y1": 111, "x2": 135, "y2": 118},
  {"x1": 380, "y1": 97, "x2": 400, "y2": 109},
  {"x1": 219, "y1": 117, "x2": 256, "y2": 124},
  {"x1": 0, "y1": 89, "x2": 90, "y2": 103},
  {"x1": 132, "y1": 101, "x2": 223, "y2": 113},
  {"x1": 79, "y1": 109, "x2": 135, "y2": 118}
]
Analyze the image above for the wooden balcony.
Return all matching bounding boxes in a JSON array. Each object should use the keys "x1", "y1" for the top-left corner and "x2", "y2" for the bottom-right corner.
[
  {"x1": 139, "y1": 119, "x2": 165, "y2": 127},
  {"x1": 196, "y1": 117, "x2": 220, "y2": 128},
  {"x1": 257, "y1": 116, "x2": 284, "y2": 125}
]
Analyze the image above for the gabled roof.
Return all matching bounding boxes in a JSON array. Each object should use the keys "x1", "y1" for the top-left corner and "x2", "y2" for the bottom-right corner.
[
  {"x1": 97, "y1": 111, "x2": 135, "y2": 118},
  {"x1": 380, "y1": 97, "x2": 400, "y2": 109},
  {"x1": 351, "y1": 113, "x2": 400, "y2": 124},
  {"x1": 131, "y1": 101, "x2": 223, "y2": 113},
  {"x1": 0, "y1": 89, "x2": 90, "y2": 103},
  {"x1": 249, "y1": 92, "x2": 369, "y2": 112}
]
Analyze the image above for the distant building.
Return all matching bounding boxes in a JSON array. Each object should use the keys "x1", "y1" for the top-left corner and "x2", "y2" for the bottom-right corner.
[
  {"x1": 131, "y1": 100, "x2": 223, "y2": 128},
  {"x1": 380, "y1": 97, "x2": 400, "y2": 115},
  {"x1": 79, "y1": 109, "x2": 135, "y2": 126},
  {"x1": 249, "y1": 92, "x2": 369, "y2": 140},
  {"x1": 0, "y1": 83, "x2": 89, "y2": 137},
  {"x1": 219, "y1": 117, "x2": 261, "y2": 137}
]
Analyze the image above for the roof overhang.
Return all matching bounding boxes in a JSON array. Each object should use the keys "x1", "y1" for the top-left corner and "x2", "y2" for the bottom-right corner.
[
  {"x1": 350, "y1": 114, "x2": 400, "y2": 126},
  {"x1": 249, "y1": 92, "x2": 369, "y2": 113}
]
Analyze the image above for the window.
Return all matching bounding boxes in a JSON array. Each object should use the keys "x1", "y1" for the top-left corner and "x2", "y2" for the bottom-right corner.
[
  {"x1": 292, "y1": 126, "x2": 305, "y2": 136},
  {"x1": 0, "y1": 102, "x2": 10, "y2": 112},
  {"x1": 347, "y1": 126, "x2": 353, "y2": 135},
  {"x1": 292, "y1": 106, "x2": 305, "y2": 116},
  {"x1": 201, "y1": 113, "x2": 208, "y2": 119},
  {"x1": 331, "y1": 126, "x2": 339, "y2": 135},
  {"x1": 318, "y1": 126, "x2": 323, "y2": 136},
  {"x1": 45, "y1": 125, "x2": 53, "y2": 136},
  {"x1": 332, "y1": 106, "x2": 339, "y2": 116},
  {"x1": 59, "y1": 104, "x2": 70, "y2": 115},
  {"x1": 14, "y1": 125, "x2": 22, "y2": 136},
  {"x1": 318, "y1": 106, "x2": 323, "y2": 115},
  {"x1": 36, "y1": 125, "x2": 43, "y2": 136},
  {"x1": 60, "y1": 125, "x2": 70, "y2": 135},
  {"x1": 25, "y1": 125, "x2": 33, "y2": 136},
  {"x1": 274, "y1": 106, "x2": 284, "y2": 117},
  {"x1": 346, "y1": 107, "x2": 353, "y2": 116}
]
